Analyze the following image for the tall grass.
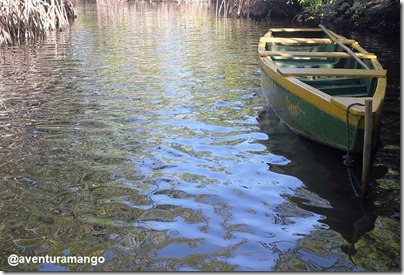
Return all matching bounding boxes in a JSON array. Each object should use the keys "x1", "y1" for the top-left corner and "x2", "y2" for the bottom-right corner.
[{"x1": 0, "y1": 0, "x2": 77, "y2": 46}]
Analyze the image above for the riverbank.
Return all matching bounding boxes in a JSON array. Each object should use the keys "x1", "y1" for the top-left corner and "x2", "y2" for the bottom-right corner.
[{"x1": 219, "y1": 0, "x2": 400, "y2": 36}]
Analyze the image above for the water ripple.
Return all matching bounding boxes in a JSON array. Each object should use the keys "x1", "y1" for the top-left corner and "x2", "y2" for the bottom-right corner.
[{"x1": 0, "y1": 1, "x2": 399, "y2": 272}]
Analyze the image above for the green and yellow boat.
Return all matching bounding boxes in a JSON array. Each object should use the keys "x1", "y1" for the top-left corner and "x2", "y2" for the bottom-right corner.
[{"x1": 258, "y1": 26, "x2": 387, "y2": 153}]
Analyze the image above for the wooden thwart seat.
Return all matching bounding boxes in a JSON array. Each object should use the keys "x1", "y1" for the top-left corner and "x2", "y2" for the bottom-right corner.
[
  {"x1": 260, "y1": 37, "x2": 356, "y2": 45},
  {"x1": 301, "y1": 77, "x2": 361, "y2": 85},
  {"x1": 259, "y1": 50, "x2": 377, "y2": 59},
  {"x1": 268, "y1": 28, "x2": 323, "y2": 33},
  {"x1": 277, "y1": 68, "x2": 387, "y2": 78},
  {"x1": 330, "y1": 97, "x2": 383, "y2": 115},
  {"x1": 317, "y1": 84, "x2": 369, "y2": 97}
]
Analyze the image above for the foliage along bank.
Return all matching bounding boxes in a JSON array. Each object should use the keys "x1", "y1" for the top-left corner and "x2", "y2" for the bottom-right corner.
[{"x1": 216, "y1": 0, "x2": 400, "y2": 35}]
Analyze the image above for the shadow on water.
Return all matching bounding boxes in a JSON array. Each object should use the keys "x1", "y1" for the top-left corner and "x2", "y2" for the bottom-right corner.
[{"x1": 256, "y1": 107, "x2": 386, "y2": 262}]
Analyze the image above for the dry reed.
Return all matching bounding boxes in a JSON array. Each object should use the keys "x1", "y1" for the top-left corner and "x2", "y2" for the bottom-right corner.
[{"x1": 0, "y1": 0, "x2": 77, "y2": 46}]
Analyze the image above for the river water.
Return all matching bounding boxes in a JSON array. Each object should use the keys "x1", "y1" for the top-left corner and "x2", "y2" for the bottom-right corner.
[{"x1": 0, "y1": 1, "x2": 400, "y2": 271}]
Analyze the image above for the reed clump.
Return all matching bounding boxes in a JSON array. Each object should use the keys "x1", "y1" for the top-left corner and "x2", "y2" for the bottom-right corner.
[{"x1": 0, "y1": 0, "x2": 77, "y2": 46}]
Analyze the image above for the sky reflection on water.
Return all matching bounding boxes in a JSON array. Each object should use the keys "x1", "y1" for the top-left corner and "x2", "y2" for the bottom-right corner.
[{"x1": 0, "y1": 1, "x2": 400, "y2": 271}]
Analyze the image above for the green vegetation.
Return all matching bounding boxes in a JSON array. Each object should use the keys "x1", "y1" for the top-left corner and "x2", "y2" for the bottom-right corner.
[
  {"x1": 290, "y1": 0, "x2": 336, "y2": 21},
  {"x1": 295, "y1": 0, "x2": 335, "y2": 10},
  {"x1": 215, "y1": 0, "x2": 338, "y2": 22}
]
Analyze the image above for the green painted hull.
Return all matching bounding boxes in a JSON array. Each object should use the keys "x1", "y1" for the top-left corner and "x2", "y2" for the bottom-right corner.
[{"x1": 260, "y1": 70, "x2": 372, "y2": 153}]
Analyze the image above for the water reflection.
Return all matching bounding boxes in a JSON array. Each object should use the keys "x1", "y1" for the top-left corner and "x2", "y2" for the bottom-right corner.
[
  {"x1": 257, "y1": 108, "x2": 378, "y2": 267},
  {"x1": 0, "y1": 0, "x2": 399, "y2": 272}
]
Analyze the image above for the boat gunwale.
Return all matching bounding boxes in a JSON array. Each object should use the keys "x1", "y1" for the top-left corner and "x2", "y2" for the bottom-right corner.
[
  {"x1": 258, "y1": 27, "x2": 386, "y2": 151},
  {"x1": 260, "y1": 66, "x2": 366, "y2": 152},
  {"x1": 258, "y1": 28, "x2": 386, "y2": 117},
  {"x1": 259, "y1": 56, "x2": 386, "y2": 120}
]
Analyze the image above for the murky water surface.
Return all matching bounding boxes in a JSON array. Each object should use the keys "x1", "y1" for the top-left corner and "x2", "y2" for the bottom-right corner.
[{"x1": 0, "y1": 1, "x2": 400, "y2": 271}]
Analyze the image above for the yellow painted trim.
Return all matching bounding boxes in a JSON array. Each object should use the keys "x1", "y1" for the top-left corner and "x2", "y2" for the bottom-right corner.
[
  {"x1": 258, "y1": 27, "x2": 386, "y2": 129},
  {"x1": 330, "y1": 97, "x2": 382, "y2": 115},
  {"x1": 260, "y1": 37, "x2": 356, "y2": 45},
  {"x1": 277, "y1": 68, "x2": 387, "y2": 78},
  {"x1": 259, "y1": 50, "x2": 377, "y2": 59},
  {"x1": 269, "y1": 28, "x2": 323, "y2": 32},
  {"x1": 259, "y1": 57, "x2": 385, "y2": 128}
]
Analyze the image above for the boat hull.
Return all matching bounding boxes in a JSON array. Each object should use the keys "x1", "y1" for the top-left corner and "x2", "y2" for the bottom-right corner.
[
  {"x1": 260, "y1": 68, "x2": 379, "y2": 153},
  {"x1": 258, "y1": 27, "x2": 385, "y2": 153}
]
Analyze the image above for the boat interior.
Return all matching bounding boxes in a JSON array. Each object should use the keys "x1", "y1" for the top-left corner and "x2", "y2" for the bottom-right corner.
[
  {"x1": 260, "y1": 28, "x2": 384, "y2": 98},
  {"x1": 300, "y1": 77, "x2": 376, "y2": 97}
]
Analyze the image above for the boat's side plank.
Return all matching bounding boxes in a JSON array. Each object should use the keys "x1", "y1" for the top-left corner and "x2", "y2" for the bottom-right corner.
[
  {"x1": 259, "y1": 50, "x2": 377, "y2": 59},
  {"x1": 260, "y1": 37, "x2": 356, "y2": 45},
  {"x1": 277, "y1": 68, "x2": 387, "y2": 78}
]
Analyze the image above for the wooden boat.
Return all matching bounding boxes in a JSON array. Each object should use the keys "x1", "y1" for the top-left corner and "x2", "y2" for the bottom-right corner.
[{"x1": 258, "y1": 25, "x2": 387, "y2": 153}]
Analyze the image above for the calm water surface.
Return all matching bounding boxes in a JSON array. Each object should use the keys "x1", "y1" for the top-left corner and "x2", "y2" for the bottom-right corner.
[{"x1": 0, "y1": 1, "x2": 400, "y2": 271}]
